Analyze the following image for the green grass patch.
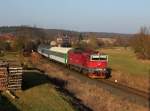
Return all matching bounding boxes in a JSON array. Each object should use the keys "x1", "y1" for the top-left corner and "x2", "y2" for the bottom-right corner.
[
  {"x1": 0, "y1": 51, "x2": 76, "y2": 111},
  {"x1": 1, "y1": 71, "x2": 76, "y2": 111},
  {"x1": 102, "y1": 47, "x2": 150, "y2": 76},
  {"x1": 0, "y1": 51, "x2": 19, "y2": 60}
]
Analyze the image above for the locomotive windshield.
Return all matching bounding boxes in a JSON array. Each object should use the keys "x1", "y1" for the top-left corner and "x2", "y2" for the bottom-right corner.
[{"x1": 91, "y1": 55, "x2": 108, "y2": 61}]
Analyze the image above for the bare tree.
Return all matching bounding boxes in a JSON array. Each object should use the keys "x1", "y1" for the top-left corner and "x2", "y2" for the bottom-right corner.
[
  {"x1": 131, "y1": 27, "x2": 150, "y2": 59},
  {"x1": 87, "y1": 36, "x2": 99, "y2": 50}
]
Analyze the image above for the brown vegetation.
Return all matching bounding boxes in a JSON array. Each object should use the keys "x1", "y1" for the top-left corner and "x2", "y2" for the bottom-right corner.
[
  {"x1": 109, "y1": 70, "x2": 150, "y2": 93},
  {"x1": 73, "y1": 34, "x2": 104, "y2": 50},
  {"x1": 31, "y1": 55, "x2": 149, "y2": 111},
  {"x1": 131, "y1": 27, "x2": 150, "y2": 59},
  {"x1": 114, "y1": 37, "x2": 130, "y2": 48},
  {"x1": 31, "y1": 52, "x2": 42, "y2": 64}
]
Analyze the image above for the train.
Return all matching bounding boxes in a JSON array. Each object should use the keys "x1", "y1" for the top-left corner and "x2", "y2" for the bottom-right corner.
[{"x1": 37, "y1": 46, "x2": 110, "y2": 78}]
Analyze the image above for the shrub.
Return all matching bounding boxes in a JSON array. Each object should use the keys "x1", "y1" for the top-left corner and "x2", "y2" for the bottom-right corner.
[{"x1": 131, "y1": 27, "x2": 150, "y2": 59}]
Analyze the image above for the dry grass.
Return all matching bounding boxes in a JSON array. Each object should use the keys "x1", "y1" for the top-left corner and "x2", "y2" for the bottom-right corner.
[
  {"x1": 33, "y1": 56, "x2": 149, "y2": 111},
  {"x1": 101, "y1": 47, "x2": 150, "y2": 93},
  {"x1": 67, "y1": 82, "x2": 148, "y2": 111},
  {"x1": 110, "y1": 70, "x2": 150, "y2": 92}
]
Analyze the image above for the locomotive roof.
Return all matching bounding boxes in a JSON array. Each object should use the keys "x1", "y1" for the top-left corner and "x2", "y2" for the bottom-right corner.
[
  {"x1": 50, "y1": 47, "x2": 72, "y2": 54},
  {"x1": 70, "y1": 48, "x2": 98, "y2": 54}
]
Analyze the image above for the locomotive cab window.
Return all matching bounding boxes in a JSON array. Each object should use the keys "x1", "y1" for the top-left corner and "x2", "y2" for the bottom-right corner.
[
  {"x1": 91, "y1": 55, "x2": 108, "y2": 61},
  {"x1": 91, "y1": 55, "x2": 100, "y2": 60},
  {"x1": 99, "y1": 55, "x2": 108, "y2": 61}
]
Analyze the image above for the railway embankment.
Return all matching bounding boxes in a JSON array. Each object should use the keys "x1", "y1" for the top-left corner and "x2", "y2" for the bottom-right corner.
[{"x1": 31, "y1": 54, "x2": 150, "y2": 111}]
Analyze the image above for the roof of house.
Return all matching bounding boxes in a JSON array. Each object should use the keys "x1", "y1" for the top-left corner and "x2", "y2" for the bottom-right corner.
[{"x1": 0, "y1": 33, "x2": 16, "y2": 41}]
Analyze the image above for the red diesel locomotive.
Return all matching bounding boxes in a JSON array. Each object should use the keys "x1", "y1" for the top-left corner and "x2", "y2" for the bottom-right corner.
[{"x1": 68, "y1": 48, "x2": 109, "y2": 78}]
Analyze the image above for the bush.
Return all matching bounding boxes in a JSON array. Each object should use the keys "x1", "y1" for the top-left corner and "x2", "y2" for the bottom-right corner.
[
  {"x1": 131, "y1": 27, "x2": 150, "y2": 59},
  {"x1": 0, "y1": 51, "x2": 4, "y2": 57},
  {"x1": 73, "y1": 36, "x2": 99, "y2": 50},
  {"x1": 114, "y1": 37, "x2": 130, "y2": 48}
]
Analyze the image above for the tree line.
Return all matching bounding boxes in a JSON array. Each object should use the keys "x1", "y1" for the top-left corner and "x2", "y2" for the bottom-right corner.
[{"x1": 0, "y1": 26, "x2": 47, "y2": 56}]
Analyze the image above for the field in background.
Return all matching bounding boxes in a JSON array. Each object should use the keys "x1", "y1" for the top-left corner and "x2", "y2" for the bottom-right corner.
[
  {"x1": 102, "y1": 47, "x2": 150, "y2": 76},
  {"x1": 101, "y1": 47, "x2": 150, "y2": 92}
]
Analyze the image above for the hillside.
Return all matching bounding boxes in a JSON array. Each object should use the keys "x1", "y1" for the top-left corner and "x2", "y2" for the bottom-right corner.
[{"x1": 0, "y1": 26, "x2": 133, "y2": 39}]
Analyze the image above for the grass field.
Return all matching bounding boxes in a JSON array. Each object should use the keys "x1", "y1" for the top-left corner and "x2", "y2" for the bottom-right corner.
[
  {"x1": 0, "y1": 71, "x2": 76, "y2": 111},
  {"x1": 101, "y1": 47, "x2": 150, "y2": 92},
  {"x1": 101, "y1": 47, "x2": 150, "y2": 76},
  {"x1": 0, "y1": 52, "x2": 19, "y2": 60}
]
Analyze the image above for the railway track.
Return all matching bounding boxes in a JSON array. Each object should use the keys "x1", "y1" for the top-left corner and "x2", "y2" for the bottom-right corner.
[
  {"x1": 99, "y1": 79, "x2": 150, "y2": 99},
  {"x1": 66, "y1": 68, "x2": 150, "y2": 107},
  {"x1": 37, "y1": 57, "x2": 150, "y2": 107}
]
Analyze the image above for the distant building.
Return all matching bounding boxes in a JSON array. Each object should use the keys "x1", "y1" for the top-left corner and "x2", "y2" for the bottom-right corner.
[
  {"x1": 97, "y1": 37, "x2": 116, "y2": 44},
  {"x1": 0, "y1": 33, "x2": 16, "y2": 43},
  {"x1": 50, "y1": 41, "x2": 57, "y2": 46},
  {"x1": 56, "y1": 36, "x2": 63, "y2": 47},
  {"x1": 55, "y1": 33, "x2": 72, "y2": 47},
  {"x1": 61, "y1": 35, "x2": 71, "y2": 47}
]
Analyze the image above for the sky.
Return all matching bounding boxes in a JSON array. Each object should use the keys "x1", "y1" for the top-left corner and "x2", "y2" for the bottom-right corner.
[{"x1": 0, "y1": 0, "x2": 150, "y2": 33}]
